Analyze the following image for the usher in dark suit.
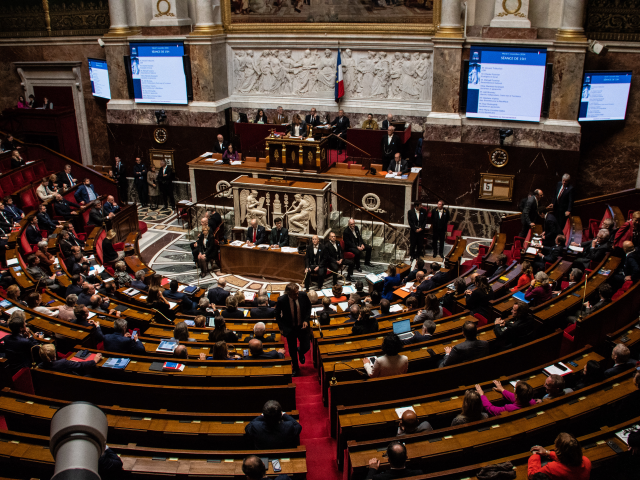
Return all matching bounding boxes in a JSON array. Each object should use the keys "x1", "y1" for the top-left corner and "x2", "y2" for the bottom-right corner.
[
  {"x1": 275, "y1": 291, "x2": 312, "y2": 374},
  {"x1": 380, "y1": 133, "x2": 400, "y2": 171},
  {"x1": 322, "y1": 239, "x2": 354, "y2": 283},
  {"x1": 343, "y1": 225, "x2": 372, "y2": 269},
  {"x1": 553, "y1": 181, "x2": 574, "y2": 225},
  {"x1": 520, "y1": 195, "x2": 540, "y2": 238},
  {"x1": 212, "y1": 139, "x2": 228, "y2": 155},
  {"x1": 542, "y1": 212, "x2": 560, "y2": 248},
  {"x1": 330, "y1": 115, "x2": 350, "y2": 151},
  {"x1": 431, "y1": 206, "x2": 451, "y2": 258},
  {"x1": 158, "y1": 164, "x2": 175, "y2": 209},
  {"x1": 408, "y1": 207, "x2": 427, "y2": 260},
  {"x1": 304, "y1": 243, "x2": 326, "y2": 290},
  {"x1": 246, "y1": 225, "x2": 267, "y2": 245}
]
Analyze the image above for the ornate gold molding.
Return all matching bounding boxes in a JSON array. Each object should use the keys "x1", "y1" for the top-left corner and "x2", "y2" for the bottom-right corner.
[
  {"x1": 190, "y1": 24, "x2": 224, "y2": 36},
  {"x1": 435, "y1": 25, "x2": 464, "y2": 38},
  {"x1": 556, "y1": 29, "x2": 587, "y2": 43},
  {"x1": 221, "y1": 0, "x2": 440, "y2": 36},
  {"x1": 42, "y1": 0, "x2": 51, "y2": 36}
]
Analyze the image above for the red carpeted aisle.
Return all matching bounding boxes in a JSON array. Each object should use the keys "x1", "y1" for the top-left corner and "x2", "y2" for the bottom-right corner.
[{"x1": 287, "y1": 344, "x2": 341, "y2": 480}]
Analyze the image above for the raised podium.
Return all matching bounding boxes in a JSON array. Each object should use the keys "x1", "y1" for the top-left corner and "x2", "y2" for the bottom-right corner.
[{"x1": 265, "y1": 134, "x2": 330, "y2": 173}]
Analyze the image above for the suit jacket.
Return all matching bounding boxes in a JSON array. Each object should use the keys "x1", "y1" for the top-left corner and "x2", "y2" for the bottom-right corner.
[
  {"x1": 246, "y1": 225, "x2": 267, "y2": 245},
  {"x1": 305, "y1": 114, "x2": 321, "y2": 126},
  {"x1": 417, "y1": 271, "x2": 448, "y2": 294},
  {"x1": 604, "y1": 360, "x2": 637, "y2": 379},
  {"x1": 53, "y1": 199, "x2": 80, "y2": 219},
  {"x1": 74, "y1": 184, "x2": 97, "y2": 204},
  {"x1": 163, "y1": 289, "x2": 195, "y2": 313},
  {"x1": 196, "y1": 232, "x2": 217, "y2": 259},
  {"x1": 36, "y1": 211, "x2": 57, "y2": 231},
  {"x1": 65, "y1": 283, "x2": 83, "y2": 297},
  {"x1": 270, "y1": 227, "x2": 289, "y2": 247},
  {"x1": 431, "y1": 208, "x2": 451, "y2": 235},
  {"x1": 208, "y1": 212, "x2": 223, "y2": 233},
  {"x1": 58, "y1": 171, "x2": 76, "y2": 189},
  {"x1": 103, "y1": 332, "x2": 146, "y2": 355},
  {"x1": 103, "y1": 201, "x2": 120, "y2": 216},
  {"x1": 245, "y1": 414, "x2": 302, "y2": 449},
  {"x1": 113, "y1": 163, "x2": 126, "y2": 187},
  {"x1": 250, "y1": 306, "x2": 276, "y2": 319},
  {"x1": 275, "y1": 292, "x2": 312, "y2": 336},
  {"x1": 0, "y1": 211, "x2": 12, "y2": 230},
  {"x1": 542, "y1": 213, "x2": 560, "y2": 247},
  {"x1": 553, "y1": 182, "x2": 574, "y2": 217},
  {"x1": 581, "y1": 239, "x2": 611, "y2": 263},
  {"x1": 621, "y1": 250, "x2": 640, "y2": 282},
  {"x1": 442, "y1": 339, "x2": 489, "y2": 367},
  {"x1": 212, "y1": 140, "x2": 229, "y2": 154},
  {"x1": 401, "y1": 332, "x2": 432, "y2": 346},
  {"x1": 381, "y1": 134, "x2": 400, "y2": 158},
  {"x1": 305, "y1": 244, "x2": 324, "y2": 269},
  {"x1": 11, "y1": 157, "x2": 25, "y2": 169},
  {"x1": 287, "y1": 122, "x2": 307, "y2": 137},
  {"x1": 207, "y1": 286, "x2": 231, "y2": 306},
  {"x1": 540, "y1": 244, "x2": 565, "y2": 264},
  {"x1": 381, "y1": 119, "x2": 398, "y2": 130},
  {"x1": 522, "y1": 196, "x2": 540, "y2": 226},
  {"x1": 343, "y1": 226, "x2": 366, "y2": 250},
  {"x1": 2, "y1": 334, "x2": 39, "y2": 375},
  {"x1": 331, "y1": 115, "x2": 350, "y2": 134},
  {"x1": 89, "y1": 207, "x2": 105, "y2": 226},
  {"x1": 273, "y1": 113, "x2": 289, "y2": 125},
  {"x1": 25, "y1": 225, "x2": 43, "y2": 245},
  {"x1": 365, "y1": 468, "x2": 423, "y2": 480},
  {"x1": 321, "y1": 241, "x2": 344, "y2": 268},
  {"x1": 5, "y1": 204, "x2": 24, "y2": 223},
  {"x1": 388, "y1": 159, "x2": 409, "y2": 174},
  {"x1": 39, "y1": 358, "x2": 97, "y2": 375},
  {"x1": 158, "y1": 166, "x2": 174, "y2": 192},
  {"x1": 133, "y1": 164, "x2": 147, "y2": 186},
  {"x1": 243, "y1": 350, "x2": 284, "y2": 360},
  {"x1": 131, "y1": 280, "x2": 148, "y2": 291},
  {"x1": 408, "y1": 208, "x2": 427, "y2": 234}
]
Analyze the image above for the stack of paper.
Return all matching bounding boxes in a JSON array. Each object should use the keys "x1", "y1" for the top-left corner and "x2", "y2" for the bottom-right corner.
[
  {"x1": 230, "y1": 160, "x2": 242, "y2": 165},
  {"x1": 342, "y1": 285, "x2": 356, "y2": 294},
  {"x1": 321, "y1": 288, "x2": 334, "y2": 297},
  {"x1": 177, "y1": 285, "x2": 187, "y2": 292},
  {"x1": 337, "y1": 302, "x2": 349, "y2": 311},
  {"x1": 123, "y1": 288, "x2": 140, "y2": 296},
  {"x1": 230, "y1": 240, "x2": 244, "y2": 247},
  {"x1": 543, "y1": 362, "x2": 572, "y2": 376},
  {"x1": 201, "y1": 152, "x2": 213, "y2": 157},
  {"x1": 102, "y1": 358, "x2": 130, "y2": 369},
  {"x1": 244, "y1": 292, "x2": 256, "y2": 302},
  {"x1": 400, "y1": 282, "x2": 414, "y2": 292},
  {"x1": 156, "y1": 340, "x2": 178, "y2": 353},
  {"x1": 385, "y1": 172, "x2": 397, "y2": 178},
  {"x1": 395, "y1": 406, "x2": 416, "y2": 418},
  {"x1": 388, "y1": 304, "x2": 404, "y2": 313},
  {"x1": 242, "y1": 243, "x2": 255, "y2": 248}
]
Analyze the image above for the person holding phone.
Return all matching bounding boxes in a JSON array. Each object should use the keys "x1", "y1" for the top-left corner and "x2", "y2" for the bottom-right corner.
[{"x1": 103, "y1": 318, "x2": 145, "y2": 355}]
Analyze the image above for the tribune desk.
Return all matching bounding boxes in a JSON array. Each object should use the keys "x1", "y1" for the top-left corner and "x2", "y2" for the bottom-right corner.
[
  {"x1": 266, "y1": 134, "x2": 330, "y2": 173},
  {"x1": 220, "y1": 244, "x2": 305, "y2": 283}
]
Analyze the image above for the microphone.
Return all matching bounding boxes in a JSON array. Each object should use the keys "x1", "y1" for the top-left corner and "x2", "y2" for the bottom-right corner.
[{"x1": 329, "y1": 360, "x2": 368, "y2": 386}]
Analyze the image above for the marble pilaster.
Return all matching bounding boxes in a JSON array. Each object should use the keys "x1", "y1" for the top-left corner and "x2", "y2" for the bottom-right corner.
[
  {"x1": 436, "y1": 0, "x2": 464, "y2": 38},
  {"x1": 548, "y1": 48, "x2": 586, "y2": 121},
  {"x1": 556, "y1": 0, "x2": 587, "y2": 42},
  {"x1": 189, "y1": 43, "x2": 216, "y2": 102},
  {"x1": 429, "y1": 38, "x2": 463, "y2": 115},
  {"x1": 106, "y1": 0, "x2": 130, "y2": 36},
  {"x1": 104, "y1": 40, "x2": 130, "y2": 101}
]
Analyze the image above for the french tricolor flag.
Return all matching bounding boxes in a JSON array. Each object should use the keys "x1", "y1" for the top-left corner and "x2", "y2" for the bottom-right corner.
[{"x1": 335, "y1": 49, "x2": 344, "y2": 102}]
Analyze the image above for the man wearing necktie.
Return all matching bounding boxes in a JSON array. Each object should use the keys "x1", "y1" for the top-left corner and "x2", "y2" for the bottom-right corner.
[
  {"x1": 157, "y1": 160, "x2": 175, "y2": 210},
  {"x1": 246, "y1": 218, "x2": 266, "y2": 245},
  {"x1": 549, "y1": 173, "x2": 573, "y2": 228},
  {"x1": 343, "y1": 218, "x2": 372, "y2": 272},
  {"x1": 275, "y1": 283, "x2": 312, "y2": 376},
  {"x1": 431, "y1": 200, "x2": 451, "y2": 258},
  {"x1": 57, "y1": 164, "x2": 77, "y2": 190},
  {"x1": 321, "y1": 231, "x2": 354, "y2": 283},
  {"x1": 387, "y1": 153, "x2": 409, "y2": 175},
  {"x1": 213, "y1": 134, "x2": 228, "y2": 155},
  {"x1": 0, "y1": 202, "x2": 12, "y2": 231},
  {"x1": 305, "y1": 108, "x2": 321, "y2": 127},
  {"x1": 274, "y1": 106, "x2": 289, "y2": 125},
  {"x1": 330, "y1": 109, "x2": 350, "y2": 153},
  {"x1": 113, "y1": 157, "x2": 127, "y2": 203}
]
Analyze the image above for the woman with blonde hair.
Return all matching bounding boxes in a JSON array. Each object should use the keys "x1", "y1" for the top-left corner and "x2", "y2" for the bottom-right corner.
[
  {"x1": 48, "y1": 174, "x2": 59, "y2": 193},
  {"x1": 451, "y1": 390, "x2": 488, "y2": 426},
  {"x1": 6, "y1": 285, "x2": 25, "y2": 306},
  {"x1": 194, "y1": 225, "x2": 217, "y2": 278},
  {"x1": 102, "y1": 229, "x2": 124, "y2": 262},
  {"x1": 525, "y1": 271, "x2": 553, "y2": 306},
  {"x1": 38, "y1": 343, "x2": 101, "y2": 374}
]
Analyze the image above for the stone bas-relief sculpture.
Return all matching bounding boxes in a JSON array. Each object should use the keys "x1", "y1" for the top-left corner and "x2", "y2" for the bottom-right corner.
[
  {"x1": 232, "y1": 48, "x2": 432, "y2": 102},
  {"x1": 239, "y1": 189, "x2": 317, "y2": 234}
]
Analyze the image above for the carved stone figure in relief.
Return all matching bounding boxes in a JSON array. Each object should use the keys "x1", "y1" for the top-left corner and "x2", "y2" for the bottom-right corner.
[
  {"x1": 357, "y1": 51, "x2": 376, "y2": 97},
  {"x1": 279, "y1": 50, "x2": 299, "y2": 95},
  {"x1": 294, "y1": 49, "x2": 317, "y2": 95},
  {"x1": 316, "y1": 49, "x2": 336, "y2": 92},
  {"x1": 240, "y1": 189, "x2": 268, "y2": 226},
  {"x1": 286, "y1": 194, "x2": 316, "y2": 234},
  {"x1": 342, "y1": 49, "x2": 356, "y2": 96},
  {"x1": 400, "y1": 52, "x2": 419, "y2": 99},
  {"x1": 238, "y1": 50, "x2": 259, "y2": 93},
  {"x1": 416, "y1": 52, "x2": 432, "y2": 101},
  {"x1": 389, "y1": 52, "x2": 403, "y2": 98}
]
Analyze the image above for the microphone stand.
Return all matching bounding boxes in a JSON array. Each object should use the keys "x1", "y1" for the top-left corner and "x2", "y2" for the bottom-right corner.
[{"x1": 329, "y1": 360, "x2": 368, "y2": 386}]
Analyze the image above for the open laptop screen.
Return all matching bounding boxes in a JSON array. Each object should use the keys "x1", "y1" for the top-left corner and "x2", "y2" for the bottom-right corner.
[{"x1": 392, "y1": 319, "x2": 411, "y2": 335}]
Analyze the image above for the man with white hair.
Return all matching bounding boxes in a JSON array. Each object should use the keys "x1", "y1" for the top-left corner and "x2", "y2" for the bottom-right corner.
[
  {"x1": 380, "y1": 124, "x2": 399, "y2": 171},
  {"x1": 251, "y1": 322, "x2": 275, "y2": 343},
  {"x1": 571, "y1": 228, "x2": 612, "y2": 270},
  {"x1": 549, "y1": 173, "x2": 573, "y2": 224},
  {"x1": 251, "y1": 295, "x2": 275, "y2": 319}
]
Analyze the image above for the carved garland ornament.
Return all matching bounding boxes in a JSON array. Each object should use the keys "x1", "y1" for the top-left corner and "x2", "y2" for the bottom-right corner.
[
  {"x1": 362, "y1": 193, "x2": 381, "y2": 212},
  {"x1": 155, "y1": 0, "x2": 175, "y2": 17},
  {"x1": 497, "y1": 0, "x2": 526, "y2": 18},
  {"x1": 216, "y1": 181, "x2": 232, "y2": 198}
]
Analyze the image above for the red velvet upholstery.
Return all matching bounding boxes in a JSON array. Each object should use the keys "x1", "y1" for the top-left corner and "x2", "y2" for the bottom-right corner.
[
  {"x1": 0, "y1": 176, "x2": 14, "y2": 193},
  {"x1": 474, "y1": 313, "x2": 488, "y2": 327},
  {"x1": 442, "y1": 307, "x2": 452, "y2": 317},
  {"x1": 95, "y1": 229, "x2": 106, "y2": 264},
  {"x1": 23, "y1": 168, "x2": 36, "y2": 183},
  {"x1": 11, "y1": 367, "x2": 35, "y2": 395},
  {"x1": 339, "y1": 239, "x2": 355, "y2": 260},
  {"x1": 613, "y1": 280, "x2": 634, "y2": 302},
  {"x1": 20, "y1": 229, "x2": 35, "y2": 255},
  {"x1": 139, "y1": 221, "x2": 148, "y2": 235},
  {"x1": 445, "y1": 224, "x2": 462, "y2": 245},
  {"x1": 563, "y1": 323, "x2": 576, "y2": 342},
  {"x1": 19, "y1": 188, "x2": 38, "y2": 213},
  {"x1": 113, "y1": 242, "x2": 125, "y2": 251},
  {"x1": 34, "y1": 162, "x2": 48, "y2": 178}
]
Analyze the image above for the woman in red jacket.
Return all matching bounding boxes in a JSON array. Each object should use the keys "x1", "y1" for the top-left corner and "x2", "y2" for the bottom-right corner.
[
  {"x1": 613, "y1": 211, "x2": 640, "y2": 249},
  {"x1": 524, "y1": 271, "x2": 553, "y2": 306},
  {"x1": 511, "y1": 260, "x2": 534, "y2": 292},
  {"x1": 528, "y1": 432, "x2": 591, "y2": 479}
]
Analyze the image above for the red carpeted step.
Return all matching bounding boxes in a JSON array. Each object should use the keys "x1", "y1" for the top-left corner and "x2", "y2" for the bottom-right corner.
[
  {"x1": 0, "y1": 415, "x2": 7, "y2": 430},
  {"x1": 301, "y1": 437, "x2": 341, "y2": 480},
  {"x1": 298, "y1": 402, "x2": 329, "y2": 439}
]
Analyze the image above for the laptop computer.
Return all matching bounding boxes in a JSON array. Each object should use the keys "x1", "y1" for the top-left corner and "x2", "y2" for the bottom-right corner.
[{"x1": 392, "y1": 319, "x2": 414, "y2": 341}]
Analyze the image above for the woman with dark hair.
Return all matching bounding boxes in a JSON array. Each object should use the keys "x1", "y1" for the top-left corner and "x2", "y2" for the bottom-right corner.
[
  {"x1": 465, "y1": 275, "x2": 493, "y2": 313},
  {"x1": 254, "y1": 109, "x2": 268, "y2": 124},
  {"x1": 382, "y1": 264, "x2": 402, "y2": 301},
  {"x1": 222, "y1": 144, "x2": 239, "y2": 164},
  {"x1": 146, "y1": 286, "x2": 173, "y2": 324},
  {"x1": 172, "y1": 322, "x2": 193, "y2": 342},
  {"x1": 528, "y1": 432, "x2": 591, "y2": 478},
  {"x1": 317, "y1": 311, "x2": 331, "y2": 326},
  {"x1": 416, "y1": 294, "x2": 443, "y2": 321},
  {"x1": 42, "y1": 97, "x2": 52, "y2": 109},
  {"x1": 363, "y1": 333, "x2": 408, "y2": 378},
  {"x1": 208, "y1": 316, "x2": 238, "y2": 343},
  {"x1": 476, "y1": 380, "x2": 536, "y2": 416},
  {"x1": 17, "y1": 95, "x2": 28, "y2": 109},
  {"x1": 574, "y1": 360, "x2": 605, "y2": 390},
  {"x1": 330, "y1": 284, "x2": 346, "y2": 303},
  {"x1": 451, "y1": 390, "x2": 489, "y2": 426},
  {"x1": 149, "y1": 273, "x2": 163, "y2": 289},
  {"x1": 221, "y1": 295, "x2": 244, "y2": 319},
  {"x1": 351, "y1": 307, "x2": 378, "y2": 336},
  {"x1": 369, "y1": 290, "x2": 381, "y2": 306},
  {"x1": 210, "y1": 340, "x2": 241, "y2": 360},
  {"x1": 287, "y1": 114, "x2": 307, "y2": 138}
]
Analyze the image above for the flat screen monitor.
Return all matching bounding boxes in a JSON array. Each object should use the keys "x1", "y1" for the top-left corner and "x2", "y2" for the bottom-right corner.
[
  {"x1": 88, "y1": 58, "x2": 111, "y2": 100},
  {"x1": 579, "y1": 71, "x2": 632, "y2": 122},
  {"x1": 466, "y1": 45, "x2": 548, "y2": 122},
  {"x1": 129, "y1": 42, "x2": 188, "y2": 105}
]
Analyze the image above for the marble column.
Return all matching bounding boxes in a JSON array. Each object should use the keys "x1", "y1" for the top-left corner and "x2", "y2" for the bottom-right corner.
[
  {"x1": 436, "y1": 0, "x2": 464, "y2": 38},
  {"x1": 106, "y1": 0, "x2": 130, "y2": 36},
  {"x1": 191, "y1": 0, "x2": 223, "y2": 35},
  {"x1": 556, "y1": 0, "x2": 587, "y2": 42},
  {"x1": 427, "y1": 38, "x2": 464, "y2": 125}
]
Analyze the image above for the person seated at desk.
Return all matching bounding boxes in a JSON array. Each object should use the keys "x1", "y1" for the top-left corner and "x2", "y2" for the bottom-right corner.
[
  {"x1": 494, "y1": 303, "x2": 535, "y2": 346},
  {"x1": 566, "y1": 283, "x2": 613, "y2": 324},
  {"x1": 464, "y1": 275, "x2": 494, "y2": 314},
  {"x1": 254, "y1": 108, "x2": 268, "y2": 124},
  {"x1": 103, "y1": 195, "x2": 120, "y2": 217},
  {"x1": 343, "y1": 218, "x2": 372, "y2": 271},
  {"x1": 64, "y1": 274, "x2": 83, "y2": 297},
  {"x1": 604, "y1": 344, "x2": 637, "y2": 379},
  {"x1": 131, "y1": 270, "x2": 148, "y2": 292},
  {"x1": 62, "y1": 223, "x2": 85, "y2": 248},
  {"x1": 243, "y1": 455, "x2": 291, "y2": 480},
  {"x1": 533, "y1": 234, "x2": 565, "y2": 272},
  {"x1": 208, "y1": 277, "x2": 230, "y2": 305},
  {"x1": 57, "y1": 164, "x2": 77, "y2": 189},
  {"x1": 476, "y1": 380, "x2": 536, "y2": 416},
  {"x1": 16, "y1": 95, "x2": 28, "y2": 109},
  {"x1": 362, "y1": 113, "x2": 379, "y2": 130},
  {"x1": 103, "y1": 318, "x2": 145, "y2": 355},
  {"x1": 270, "y1": 217, "x2": 289, "y2": 247},
  {"x1": 112, "y1": 261, "x2": 131, "y2": 289},
  {"x1": 4, "y1": 196, "x2": 24, "y2": 223},
  {"x1": 246, "y1": 218, "x2": 267, "y2": 246},
  {"x1": 381, "y1": 264, "x2": 401, "y2": 301},
  {"x1": 440, "y1": 320, "x2": 489, "y2": 368},
  {"x1": 208, "y1": 316, "x2": 238, "y2": 343},
  {"x1": 492, "y1": 254, "x2": 509, "y2": 277},
  {"x1": 36, "y1": 204, "x2": 60, "y2": 232},
  {"x1": 373, "y1": 298, "x2": 390, "y2": 319},
  {"x1": 193, "y1": 226, "x2": 217, "y2": 278},
  {"x1": 351, "y1": 307, "x2": 378, "y2": 336},
  {"x1": 344, "y1": 304, "x2": 360, "y2": 324},
  {"x1": 57, "y1": 294, "x2": 78, "y2": 321},
  {"x1": 171, "y1": 321, "x2": 196, "y2": 343},
  {"x1": 524, "y1": 271, "x2": 553, "y2": 306},
  {"x1": 47, "y1": 175, "x2": 60, "y2": 196},
  {"x1": 305, "y1": 108, "x2": 322, "y2": 127},
  {"x1": 10, "y1": 149, "x2": 26, "y2": 169},
  {"x1": 251, "y1": 322, "x2": 276, "y2": 343},
  {"x1": 74, "y1": 178, "x2": 99, "y2": 205},
  {"x1": 35, "y1": 240, "x2": 55, "y2": 267},
  {"x1": 146, "y1": 285, "x2": 172, "y2": 317},
  {"x1": 571, "y1": 228, "x2": 611, "y2": 270},
  {"x1": 88, "y1": 200, "x2": 106, "y2": 227},
  {"x1": 273, "y1": 106, "x2": 289, "y2": 125},
  {"x1": 287, "y1": 114, "x2": 307, "y2": 138},
  {"x1": 329, "y1": 284, "x2": 347, "y2": 303},
  {"x1": 245, "y1": 400, "x2": 301, "y2": 449},
  {"x1": 51, "y1": 194, "x2": 80, "y2": 221},
  {"x1": 0, "y1": 202, "x2": 13, "y2": 231},
  {"x1": 612, "y1": 240, "x2": 640, "y2": 290},
  {"x1": 363, "y1": 333, "x2": 408, "y2": 378},
  {"x1": 244, "y1": 338, "x2": 285, "y2": 360},
  {"x1": 97, "y1": 280, "x2": 117, "y2": 297},
  {"x1": 541, "y1": 374, "x2": 573, "y2": 401},
  {"x1": 25, "y1": 253, "x2": 61, "y2": 292},
  {"x1": 38, "y1": 343, "x2": 101, "y2": 375},
  {"x1": 3, "y1": 134, "x2": 17, "y2": 151},
  {"x1": 36, "y1": 177, "x2": 55, "y2": 202},
  {"x1": 366, "y1": 441, "x2": 423, "y2": 480},
  {"x1": 163, "y1": 279, "x2": 195, "y2": 313},
  {"x1": 387, "y1": 153, "x2": 409, "y2": 175},
  {"x1": 172, "y1": 344, "x2": 188, "y2": 359},
  {"x1": 2, "y1": 311, "x2": 40, "y2": 376},
  {"x1": 574, "y1": 360, "x2": 604, "y2": 390},
  {"x1": 381, "y1": 113, "x2": 395, "y2": 130},
  {"x1": 222, "y1": 144, "x2": 239, "y2": 164},
  {"x1": 397, "y1": 409, "x2": 432, "y2": 437},
  {"x1": 212, "y1": 134, "x2": 228, "y2": 154},
  {"x1": 222, "y1": 295, "x2": 244, "y2": 319},
  {"x1": 330, "y1": 109, "x2": 350, "y2": 153},
  {"x1": 251, "y1": 296, "x2": 275, "y2": 319},
  {"x1": 207, "y1": 340, "x2": 241, "y2": 360},
  {"x1": 78, "y1": 284, "x2": 108, "y2": 309},
  {"x1": 451, "y1": 390, "x2": 489, "y2": 426},
  {"x1": 414, "y1": 294, "x2": 443, "y2": 322},
  {"x1": 102, "y1": 229, "x2": 125, "y2": 263},
  {"x1": 511, "y1": 260, "x2": 534, "y2": 292}
]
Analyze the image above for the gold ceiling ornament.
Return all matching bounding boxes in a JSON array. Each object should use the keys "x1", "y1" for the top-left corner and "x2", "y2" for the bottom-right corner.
[{"x1": 156, "y1": 0, "x2": 176, "y2": 17}]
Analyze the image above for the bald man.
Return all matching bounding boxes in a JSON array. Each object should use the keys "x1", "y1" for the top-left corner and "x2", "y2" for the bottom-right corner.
[
  {"x1": 304, "y1": 235, "x2": 325, "y2": 291},
  {"x1": 173, "y1": 344, "x2": 188, "y2": 359},
  {"x1": 612, "y1": 240, "x2": 640, "y2": 291},
  {"x1": 103, "y1": 195, "x2": 120, "y2": 217},
  {"x1": 243, "y1": 339, "x2": 285, "y2": 360},
  {"x1": 396, "y1": 410, "x2": 433, "y2": 436}
]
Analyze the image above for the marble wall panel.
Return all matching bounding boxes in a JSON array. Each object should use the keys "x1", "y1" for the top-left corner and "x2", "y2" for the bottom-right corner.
[
  {"x1": 190, "y1": 43, "x2": 215, "y2": 102},
  {"x1": 104, "y1": 43, "x2": 130, "y2": 102},
  {"x1": 106, "y1": 108, "x2": 225, "y2": 128},
  {"x1": 431, "y1": 42, "x2": 462, "y2": 113},
  {"x1": 549, "y1": 51, "x2": 586, "y2": 121}
]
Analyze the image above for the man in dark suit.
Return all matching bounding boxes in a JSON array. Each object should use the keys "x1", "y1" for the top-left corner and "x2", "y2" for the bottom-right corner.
[
  {"x1": 131, "y1": 270, "x2": 148, "y2": 291},
  {"x1": 52, "y1": 194, "x2": 80, "y2": 221},
  {"x1": 572, "y1": 229, "x2": 611, "y2": 270},
  {"x1": 250, "y1": 296, "x2": 275, "y2": 319},
  {"x1": 157, "y1": 160, "x2": 175, "y2": 209},
  {"x1": 440, "y1": 321, "x2": 489, "y2": 367},
  {"x1": 549, "y1": 174, "x2": 573, "y2": 227},
  {"x1": 330, "y1": 109, "x2": 350, "y2": 153},
  {"x1": 163, "y1": 280, "x2": 195, "y2": 314},
  {"x1": 3, "y1": 314, "x2": 40, "y2": 376},
  {"x1": 113, "y1": 157, "x2": 127, "y2": 203},
  {"x1": 408, "y1": 202, "x2": 427, "y2": 261},
  {"x1": 534, "y1": 234, "x2": 566, "y2": 272},
  {"x1": 520, "y1": 189, "x2": 544, "y2": 238},
  {"x1": 207, "y1": 277, "x2": 231, "y2": 305},
  {"x1": 322, "y1": 231, "x2": 354, "y2": 283},
  {"x1": 365, "y1": 441, "x2": 423, "y2": 480},
  {"x1": 36, "y1": 204, "x2": 59, "y2": 231},
  {"x1": 304, "y1": 235, "x2": 325, "y2": 291},
  {"x1": 243, "y1": 339, "x2": 285, "y2": 360},
  {"x1": 604, "y1": 344, "x2": 637, "y2": 379},
  {"x1": 103, "y1": 195, "x2": 120, "y2": 217},
  {"x1": 133, "y1": 157, "x2": 147, "y2": 207},
  {"x1": 103, "y1": 318, "x2": 146, "y2": 355},
  {"x1": 431, "y1": 200, "x2": 451, "y2": 258},
  {"x1": 380, "y1": 126, "x2": 400, "y2": 171},
  {"x1": 244, "y1": 400, "x2": 301, "y2": 449},
  {"x1": 343, "y1": 218, "x2": 372, "y2": 272},
  {"x1": 541, "y1": 211, "x2": 560, "y2": 248},
  {"x1": 387, "y1": 153, "x2": 409, "y2": 175},
  {"x1": 88, "y1": 201, "x2": 106, "y2": 226},
  {"x1": 212, "y1": 134, "x2": 228, "y2": 154},
  {"x1": 373, "y1": 299, "x2": 391, "y2": 319},
  {"x1": 242, "y1": 455, "x2": 291, "y2": 480},
  {"x1": 612, "y1": 241, "x2": 640, "y2": 290},
  {"x1": 275, "y1": 283, "x2": 312, "y2": 375},
  {"x1": 381, "y1": 113, "x2": 395, "y2": 131},
  {"x1": 269, "y1": 217, "x2": 289, "y2": 247},
  {"x1": 305, "y1": 108, "x2": 321, "y2": 127},
  {"x1": 58, "y1": 164, "x2": 77, "y2": 189},
  {"x1": 494, "y1": 303, "x2": 535, "y2": 345},
  {"x1": 65, "y1": 274, "x2": 84, "y2": 296},
  {"x1": 25, "y1": 217, "x2": 43, "y2": 245},
  {"x1": 0, "y1": 202, "x2": 13, "y2": 231},
  {"x1": 4, "y1": 197, "x2": 24, "y2": 223},
  {"x1": 402, "y1": 319, "x2": 436, "y2": 346},
  {"x1": 246, "y1": 219, "x2": 267, "y2": 245}
]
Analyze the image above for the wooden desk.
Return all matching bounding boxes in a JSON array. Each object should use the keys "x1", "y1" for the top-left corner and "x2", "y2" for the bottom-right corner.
[
  {"x1": 266, "y1": 134, "x2": 330, "y2": 173},
  {"x1": 220, "y1": 244, "x2": 305, "y2": 282}
]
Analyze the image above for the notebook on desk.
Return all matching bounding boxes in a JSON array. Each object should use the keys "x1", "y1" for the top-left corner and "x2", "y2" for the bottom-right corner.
[{"x1": 512, "y1": 291, "x2": 530, "y2": 303}]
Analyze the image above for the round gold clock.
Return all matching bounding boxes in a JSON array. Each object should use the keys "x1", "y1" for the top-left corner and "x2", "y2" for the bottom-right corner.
[
  {"x1": 154, "y1": 127, "x2": 168, "y2": 144},
  {"x1": 489, "y1": 147, "x2": 509, "y2": 168}
]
